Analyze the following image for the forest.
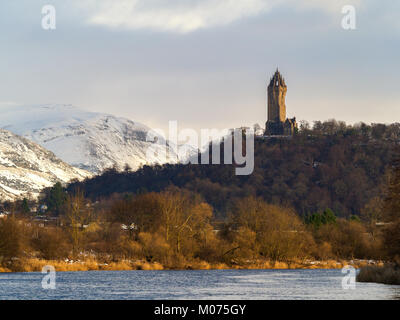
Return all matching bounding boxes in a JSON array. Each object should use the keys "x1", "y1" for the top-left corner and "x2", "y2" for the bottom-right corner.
[
  {"x1": 67, "y1": 120, "x2": 400, "y2": 219},
  {"x1": 1, "y1": 120, "x2": 400, "y2": 272}
]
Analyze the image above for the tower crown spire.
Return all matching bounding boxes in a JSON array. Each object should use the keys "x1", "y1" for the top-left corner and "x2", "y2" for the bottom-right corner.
[{"x1": 269, "y1": 68, "x2": 286, "y2": 88}]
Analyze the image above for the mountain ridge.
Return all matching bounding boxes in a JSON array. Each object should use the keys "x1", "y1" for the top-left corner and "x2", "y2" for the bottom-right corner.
[
  {"x1": 0, "y1": 128, "x2": 91, "y2": 201},
  {"x1": 0, "y1": 104, "x2": 183, "y2": 173}
]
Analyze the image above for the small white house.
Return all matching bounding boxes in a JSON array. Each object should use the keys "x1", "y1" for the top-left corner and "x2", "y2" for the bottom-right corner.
[{"x1": 38, "y1": 205, "x2": 48, "y2": 213}]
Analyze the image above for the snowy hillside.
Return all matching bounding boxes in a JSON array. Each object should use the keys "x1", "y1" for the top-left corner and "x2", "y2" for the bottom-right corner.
[
  {"x1": 0, "y1": 129, "x2": 90, "y2": 201},
  {"x1": 0, "y1": 104, "x2": 185, "y2": 173}
]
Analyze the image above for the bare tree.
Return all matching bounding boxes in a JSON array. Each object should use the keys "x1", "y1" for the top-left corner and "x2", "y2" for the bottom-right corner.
[{"x1": 64, "y1": 189, "x2": 92, "y2": 254}]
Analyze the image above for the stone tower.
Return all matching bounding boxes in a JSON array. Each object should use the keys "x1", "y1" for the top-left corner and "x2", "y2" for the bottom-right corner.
[{"x1": 265, "y1": 69, "x2": 297, "y2": 136}]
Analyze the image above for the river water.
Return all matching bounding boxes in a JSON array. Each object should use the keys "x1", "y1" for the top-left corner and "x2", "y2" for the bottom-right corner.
[{"x1": 0, "y1": 269, "x2": 399, "y2": 300}]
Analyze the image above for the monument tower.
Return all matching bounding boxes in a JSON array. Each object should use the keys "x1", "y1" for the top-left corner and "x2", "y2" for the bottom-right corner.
[{"x1": 265, "y1": 69, "x2": 297, "y2": 136}]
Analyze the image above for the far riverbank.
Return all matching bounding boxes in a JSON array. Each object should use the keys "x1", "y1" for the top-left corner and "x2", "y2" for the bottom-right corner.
[{"x1": 0, "y1": 258, "x2": 383, "y2": 272}]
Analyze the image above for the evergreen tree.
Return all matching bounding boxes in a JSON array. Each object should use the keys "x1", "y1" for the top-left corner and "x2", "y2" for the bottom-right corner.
[
  {"x1": 306, "y1": 208, "x2": 337, "y2": 229},
  {"x1": 21, "y1": 198, "x2": 30, "y2": 214},
  {"x1": 46, "y1": 182, "x2": 67, "y2": 216}
]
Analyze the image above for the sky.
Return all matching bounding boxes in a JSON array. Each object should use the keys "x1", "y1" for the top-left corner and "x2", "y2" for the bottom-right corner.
[{"x1": 0, "y1": 0, "x2": 399, "y2": 133}]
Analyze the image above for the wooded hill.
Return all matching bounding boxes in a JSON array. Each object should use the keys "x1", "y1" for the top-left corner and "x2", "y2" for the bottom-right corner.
[{"x1": 67, "y1": 120, "x2": 400, "y2": 219}]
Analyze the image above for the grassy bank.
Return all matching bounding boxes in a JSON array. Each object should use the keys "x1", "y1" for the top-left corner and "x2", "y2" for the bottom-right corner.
[
  {"x1": 357, "y1": 265, "x2": 400, "y2": 285},
  {"x1": 0, "y1": 258, "x2": 382, "y2": 273}
]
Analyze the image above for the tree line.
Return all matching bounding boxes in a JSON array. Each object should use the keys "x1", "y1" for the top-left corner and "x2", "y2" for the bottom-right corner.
[{"x1": 0, "y1": 188, "x2": 391, "y2": 269}]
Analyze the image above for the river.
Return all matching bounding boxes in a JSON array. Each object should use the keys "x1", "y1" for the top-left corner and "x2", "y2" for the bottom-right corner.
[{"x1": 0, "y1": 269, "x2": 399, "y2": 300}]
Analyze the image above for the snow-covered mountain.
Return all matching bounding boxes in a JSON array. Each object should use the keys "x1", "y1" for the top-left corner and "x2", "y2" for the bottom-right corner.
[
  {"x1": 0, "y1": 129, "x2": 90, "y2": 201},
  {"x1": 0, "y1": 104, "x2": 184, "y2": 173}
]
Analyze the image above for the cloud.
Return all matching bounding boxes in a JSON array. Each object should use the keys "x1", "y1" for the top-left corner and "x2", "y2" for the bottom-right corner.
[
  {"x1": 0, "y1": 101, "x2": 19, "y2": 107},
  {"x1": 293, "y1": 0, "x2": 360, "y2": 13},
  {"x1": 78, "y1": 0, "x2": 360, "y2": 33},
  {"x1": 80, "y1": 0, "x2": 272, "y2": 33}
]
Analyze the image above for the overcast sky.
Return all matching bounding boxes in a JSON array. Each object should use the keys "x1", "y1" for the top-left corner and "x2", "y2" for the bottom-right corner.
[{"x1": 0, "y1": 0, "x2": 399, "y2": 132}]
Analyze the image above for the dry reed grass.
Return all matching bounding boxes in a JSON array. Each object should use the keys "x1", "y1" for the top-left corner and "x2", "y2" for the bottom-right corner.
[{"x1": 0, "y1": 258, "x2": 381, "y2": 272}]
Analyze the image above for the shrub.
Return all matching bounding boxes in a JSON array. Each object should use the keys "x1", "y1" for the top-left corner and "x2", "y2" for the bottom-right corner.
[
  {"x1": 383, "y1": 220, "x2": 400, "y2": 260},
  {"x1": 138, "y1": 232, "x2": 172, "y2": 264},
  {"x1": 357, "y1": 265, "x2": 400, "y2": 285},
  {"x1": 31, "y1": 227, "x2": 71, "y2": 260},
  {"x1": 314, "y1": 219, "x2": 381, "y2": 259},
  {"x1": 0, "y1": 217, "x2": 24, "y2": 261},
  {"x1": 229, "y1": 197, "x2": 315, "y2": 261}
]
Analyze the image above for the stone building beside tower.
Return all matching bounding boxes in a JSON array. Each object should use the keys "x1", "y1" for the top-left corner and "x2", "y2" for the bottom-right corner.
[{"x1": 265, "y1": 69, "x2": 297, "y2": 136}]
